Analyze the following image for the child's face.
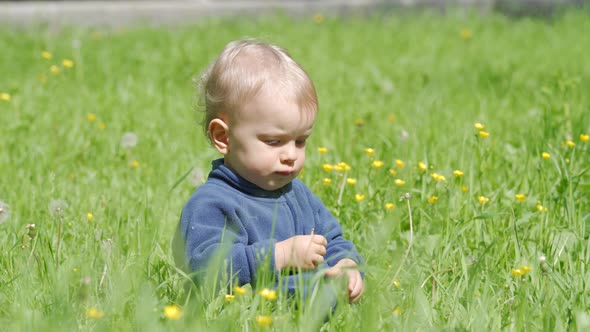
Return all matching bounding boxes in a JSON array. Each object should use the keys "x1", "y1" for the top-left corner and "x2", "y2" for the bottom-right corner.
[{"x1": 224, "y1": 87, "x2": 315, "y2": 191}]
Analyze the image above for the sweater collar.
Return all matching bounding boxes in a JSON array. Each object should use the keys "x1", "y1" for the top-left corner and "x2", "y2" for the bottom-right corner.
[{"x1": 209, "y1": 158, "x2": 292, "y2": 198}]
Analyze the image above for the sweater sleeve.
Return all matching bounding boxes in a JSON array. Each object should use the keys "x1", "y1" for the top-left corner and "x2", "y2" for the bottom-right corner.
[
  {"x1": 178, "y1": 196, "x2": 276, "y2": 286},
  {"x1": 306, "y1": 190, "x2": 364, "y2": 267}
]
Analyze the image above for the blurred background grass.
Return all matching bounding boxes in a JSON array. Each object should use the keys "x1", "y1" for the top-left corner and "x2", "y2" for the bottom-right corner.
[{"x1": 1, "y1": 8, "x2": 589, "y2": 331}]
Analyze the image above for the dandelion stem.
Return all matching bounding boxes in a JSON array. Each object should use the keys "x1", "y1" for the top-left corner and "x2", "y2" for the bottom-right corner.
[
  {"x1": 99, "y1": 263, "x2": 108, "y2": 289},
  {"x1": 55, "y1": 217, "x2": 63, "y2": 268},
  {"x1": 336, "y1": 173, "x2": 347, "y2": 206},
  {"x1": 392, "y1": 196, "x2": 414, "y2": 283}
]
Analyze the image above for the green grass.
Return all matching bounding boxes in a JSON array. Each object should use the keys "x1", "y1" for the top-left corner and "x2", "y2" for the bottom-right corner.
[{"x1": 1, "y1": 9, "x2": 590, "y2": 331}]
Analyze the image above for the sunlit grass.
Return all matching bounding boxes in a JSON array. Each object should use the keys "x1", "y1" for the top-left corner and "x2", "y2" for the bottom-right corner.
[{"x1": 1, "y1": 9, "x2": 590, "y2": 331}]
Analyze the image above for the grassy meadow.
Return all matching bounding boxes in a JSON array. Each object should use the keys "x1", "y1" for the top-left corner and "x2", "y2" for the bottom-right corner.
[{"x1": 1, "y1": 8, "x2": 590, "y2": 331}]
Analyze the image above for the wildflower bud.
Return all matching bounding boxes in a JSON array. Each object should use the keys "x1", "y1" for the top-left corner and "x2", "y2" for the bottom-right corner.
[{"x1": 26, "y1": 223, "x2": 37, "y2": 239}]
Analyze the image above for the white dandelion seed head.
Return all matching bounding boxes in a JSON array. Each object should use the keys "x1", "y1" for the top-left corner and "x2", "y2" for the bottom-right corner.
[
  {"x1": 82, "y1": 276, "x2": 91, "y2": 285},
  {"x1": 188, "y1": 168, "x2": 205, "y2": 187},
  {"x1": 102, "y1": 238, "x2": 113, "y2": 256},
  {"x1": 399, "y1": 193, "x2": 411, "y2": 201},
  {"x1": 399, "y1": 129, "x2": 409, "y2": 142},
  {"x1": 26, "y1": 223, "x2": 36, "y2": 229},
  {"x1": 48, "y1": 199, "x2": 68, "y2": 218},
  {"x1": 380, "y1": 79, "x2": 395, "y2": 95},
  {"x1": 120, "y1": 132, "x2": 138, "y2": 149},
  {"x1": 539, "y1": 255, "x2": 546, "y2": 263},
  {"x1": 0, "y1": 200, "x2": 11, "y2": 224}
]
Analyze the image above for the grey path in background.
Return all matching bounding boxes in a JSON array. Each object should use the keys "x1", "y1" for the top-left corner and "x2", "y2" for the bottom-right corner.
[{"x1": 0, "y1": 0, "x2": 587, "y2": 27}]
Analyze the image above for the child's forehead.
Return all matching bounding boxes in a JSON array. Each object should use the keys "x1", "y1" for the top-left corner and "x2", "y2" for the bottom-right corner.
[{"x1": 232, "y1": 87, "x2": 316, "y2": 123}]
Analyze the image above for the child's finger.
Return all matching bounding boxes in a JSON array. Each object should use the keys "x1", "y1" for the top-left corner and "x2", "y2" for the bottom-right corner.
[
  {"x1": 311, "y1": 235, "x2": 327, "y2": 246},
  {"x1": 314, "y1": 243, "x2": 326, "y2": 256},
  {"x1": 348, "y1": 273, "x2": 364, "y2": 302},
  {"x1": 312, "y1": 254, "x2": 324, "y2": 265}
]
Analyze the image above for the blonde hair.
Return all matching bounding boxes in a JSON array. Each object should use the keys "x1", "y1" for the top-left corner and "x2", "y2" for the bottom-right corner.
[{"x1": 197, "y1": 38, "x2": 318, "y2": 142}]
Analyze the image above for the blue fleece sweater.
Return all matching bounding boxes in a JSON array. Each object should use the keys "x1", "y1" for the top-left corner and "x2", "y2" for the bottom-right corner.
[{"x1": 176, "y1": 158, "x2": 363, "y2": 288}]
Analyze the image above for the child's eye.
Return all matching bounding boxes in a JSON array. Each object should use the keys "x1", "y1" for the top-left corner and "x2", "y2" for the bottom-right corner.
[
  {"x1": 295, "y1": 139, "x2": 307, "y2": 147},
  {"x1": 264, "y1": 140, "x2": 280, "y2": 146}
]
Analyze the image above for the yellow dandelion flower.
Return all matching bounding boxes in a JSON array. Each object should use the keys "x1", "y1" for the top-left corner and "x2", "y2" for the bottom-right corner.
[
  {"x1": 389, "y1": 169, "x2": 397, "y2": 176},
  {"x1": 453, "y1": 170, "x2": 464, "y2": 177},
  {"x1": 511, "y1": 269, "x2": 523, "y2": 277},
  {"x1": 322, "y1": 178, "x2": 332, "y2": 186},
  {"x1": 259, "y1": 288, "x2": 277, "y2": 301},
  {"x1": 372, "y1": 160, "x2": 384, "y2": 168},
  {"x1": 224, "y1": 294, "x2": 235, "y2": 302},
  {"x1": 233, "y1": 285, "x2": 247, "y2": 295},
  {"x1": 460, "y1": 28, "x2": 473, "y2": 40},
  {"x1": 322, "y1": 164, "x2": 334, "y2": 172},
  {"x1": 41, "y1": 51, "x2": 53, "y2": 60},
  {"x1": 256, "y1": 315, "x2": 273, "y2": 327},
  {"x1": 394, "y1": 179, "x2": 405, "y2": 186},
  {"x1": 131, "y1": 160, "x2": 139, "y2": 168},
  {"x1": 98, "y1": 122, "x2": 106, "y2": 130},
  {"x1": 427, "y1": 196, "x2": 438, "y2": 204},
  {"x1": 86, "y1": 212, "x2": 94, "y2": 221},
  {"x1": 536, "y1": 202, "x2": 547, "y2": 213},
  {"x1": 515, "y1": 194, "x2": 526, "y2": 202},
  {"x1": 0, "y1": 92, "x2": 10, "y2": 102},
  {"x1": 86, "y1": 307, "x2": 104, "y2": 319},
  {"x1": 430, "y1": 173, "x2": 446, "y2": 182},
  {"x1": 385, "y1": 203, "x2": 395, "y2": 211},
  {"x1": 479, "y1": 131, "x2": 490, "y2": 138},
  {"x1": 461, "y1": 185, "x2": 469, "y2": 192},
  {"x1": 418, "y1": 162, "x2": 427, "y2": 172},
  {"x1": 335, "y1": 162, "x2": 351, "y2": 172},
  {"x1": 388, "y1": 114, "x2": 397, "y2": 122},
  {"x1": 355, "y1": 193, "x2": 365, "y2": 202},
  {"x1": 317, "y1": 147, "x2": 328, "y2": 154},
  {"x1": 474, "y1": 122, "x2": 485, "y2": 130},
  {"x1": 50, "y1": 65, "x2": 61, "y2": 75},
  {"x1": 392, "y1": 279, "x2": 401, "y2": 289},
  {"x1": 62, "y1": 59, "x2": 74, "y2": 68},
  {"x1": 393, "y1": 306, "x2": 403, "y2": 317},
  {"x1": 313, "y1": 13, "x2": 325, "y2": 24},
  {"x1": 355, "y1": 118, "x2": 365, "y2": 127},
  {"x1": 520, "y1": 265, "x2": 532, "y2": 274},
  {"x1": 580, "y1": 134, "x2": 590, "y2": 142},
  {"x1": 566, "y1": 140, "x2": 575, "y2": 148},
  {"x1": 346, "y1": 178, "x2": 357, "y2": 185},
  {"x1": 87, "y1": 113, "x2": 97, "y2": 122},
  {"x1": 542, "y1": 152, "x2": 551, "y2": 160},
  {"x1": 394, "y1": 159, "x2": 405, "y2": 169},
  {"x1": 364, "y1": 148, "x2": 375, "y2": 156},
  {"x1": 478, "y1": 196, "x2": 490, "y2": 205},
  {"x1": 163, "y1": 304, "x2": 182, "y2": 320}
]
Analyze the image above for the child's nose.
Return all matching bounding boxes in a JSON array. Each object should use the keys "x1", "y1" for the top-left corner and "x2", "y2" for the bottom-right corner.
[{"x1": 280, "y1": 143, "x2": 298, "y2": 163}]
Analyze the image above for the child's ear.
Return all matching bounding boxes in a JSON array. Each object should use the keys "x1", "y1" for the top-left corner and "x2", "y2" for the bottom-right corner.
[{"x1": 209, "y1": 118, "x2": 229, "y2": 155}]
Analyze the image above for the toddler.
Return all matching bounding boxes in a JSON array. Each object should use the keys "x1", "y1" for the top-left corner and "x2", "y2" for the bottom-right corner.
[{"x1": 175, "y1": 38, "x2": 364, "y2": 303}]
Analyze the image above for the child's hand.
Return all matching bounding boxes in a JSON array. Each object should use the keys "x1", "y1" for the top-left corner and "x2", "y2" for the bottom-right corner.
[
  {"x1": 275, "y1": 235, "x2": 327, "y2": 271},
  {"x1": 325, "y1": 258, "x2": 363, "y2": 303}
]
